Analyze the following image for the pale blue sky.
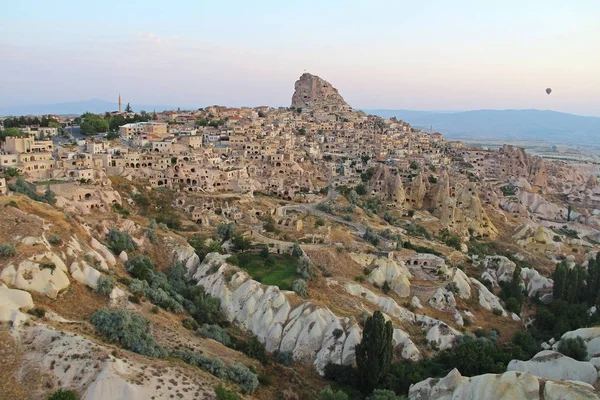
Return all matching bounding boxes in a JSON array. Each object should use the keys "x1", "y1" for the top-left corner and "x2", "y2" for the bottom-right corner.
[{"x1": 1, "y1": 0, "x2": 599, "y2": 115}]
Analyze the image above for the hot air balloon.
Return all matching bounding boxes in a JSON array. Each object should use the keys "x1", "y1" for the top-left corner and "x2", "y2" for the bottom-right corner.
[{"x1": 546, "y1": 88, "x2": 552, "y2": 95}]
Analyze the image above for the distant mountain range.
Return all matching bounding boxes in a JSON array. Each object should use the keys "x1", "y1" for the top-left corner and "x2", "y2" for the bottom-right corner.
[
  {"x1": 0, "y1": 99, "x2": 180, "y2": 116},
  {"x1": 365, "y1": 109, "x2": 600, "y2": 146}
]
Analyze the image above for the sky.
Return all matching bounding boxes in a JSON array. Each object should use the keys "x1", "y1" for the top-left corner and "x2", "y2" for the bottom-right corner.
[{"x1": 1, "y1": 0, "x2": 599, "y2": 116}]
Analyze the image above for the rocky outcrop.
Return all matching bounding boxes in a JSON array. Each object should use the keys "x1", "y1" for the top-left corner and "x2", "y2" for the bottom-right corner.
[
  {"x1": 470, "y1": 278, "x2": 507, "y2": 316},
  {"x1": 343, "y1": 283, "x2": 460, "y2": 350},
  {"x1": 517, "y1": 191, "x2": 565, "y2": 221},
  {"x1": 481, "y1": 256, "x2": 517, "y2": 288},
  {"x1": 367, "y1": 256, "x2": 412, "y2": 297},
  {"x1": 291, "y1": 73, "x2": 351, "y2": 112},
  {"x1": 452, "y1": 183, "x2": 497, "y2": 239},
  {"x1": 368, "y1": 164, "x2": 406, "y2": 206},
  {"x1": 557, "y1": 327, "x2": 600, "y2": 360},
  {"x1": 507, "y1": 350, "x2": 598, "y2": 385},
  {"x1": 428, "y1": 287, "x2": 457, "y2": 310},
  {"x1": 409, "y1": 368, "x2": 599, "y2": 400},
  {"x1": 17, "y1": 325, "x2": 215, "y2": 400},
  {"x1": 407, "y1": 173, "x2": 427, "y2": 210},
  {"x1": 430, "y1": 170, "x2": 454, "y2": 226},
  {"x1": 0, "y1": 283, "x2": 34, "y2": 326},
  {"x1": 193, "y1": 253, "x2": 365, "y2": 373},
  {"x1": 1, "y1": 259, "x2": 70, "y2": 299},
  {"x1": 513, "y1": 222, "x2": 562, "y2": 253}
]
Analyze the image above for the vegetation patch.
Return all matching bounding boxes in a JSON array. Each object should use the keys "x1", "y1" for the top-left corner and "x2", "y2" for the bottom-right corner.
[{"x1": 231, "y1": 253, "x2": 299, "y2": 290}]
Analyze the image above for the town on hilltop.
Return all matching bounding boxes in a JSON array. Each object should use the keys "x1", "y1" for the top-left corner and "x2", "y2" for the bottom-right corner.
[{"x1": 1, "y1": 74, "x2": 600, "y2": 400}]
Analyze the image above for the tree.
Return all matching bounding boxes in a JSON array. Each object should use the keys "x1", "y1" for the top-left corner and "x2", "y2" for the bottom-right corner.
[
  {"x1": 355, "y1": 184, "x2": 367, "y2": 196},
  {"x1": 552, "y1": 260, "x2": 568, "y2": 301},
  {"x1": 125, "y1": 102, "x2": 133, "y2": 113},
  {"x1": 232, "y1": 234, "x2": 251, "y2": 252},
  {"x1": 0, "y1": 127, "x2": 27, "y2": 142},
  {"x1": 216, "y1": 223, "x2": 237, "y2": 242},
  {"x1": 291, "y1": 242, "x2": 303, "y2": 258},
  {"x1": 356, "y1": 311, "x2": 393, "y2": 392},
  {"x1": 80, "y1": 113, "x2": 109, "y2": 135}
]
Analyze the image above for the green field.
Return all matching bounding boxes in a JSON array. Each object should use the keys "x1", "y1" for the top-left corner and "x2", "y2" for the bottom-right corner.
[{"x1": 233, "y1": 253, "x2": 298, "y2": 290}]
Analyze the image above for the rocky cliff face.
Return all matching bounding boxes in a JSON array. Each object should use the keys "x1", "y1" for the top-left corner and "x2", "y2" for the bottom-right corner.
[
  {"x1": 291, "y1": 73, "x2": 351, "y2": 112},
  {"x1": 368, "y1": 164, "x2": 406, "y2": 206},
  {"x1": 452, "y1": 182, "x2": 498, "y2": 239}
]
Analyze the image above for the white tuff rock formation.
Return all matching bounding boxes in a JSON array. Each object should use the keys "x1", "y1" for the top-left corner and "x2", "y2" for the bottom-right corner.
[{"x1": 409, "y1": 368, "x2": 599, "y2": 400}]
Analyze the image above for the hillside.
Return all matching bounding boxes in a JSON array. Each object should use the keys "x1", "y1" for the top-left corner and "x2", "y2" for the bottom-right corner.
[{"x1": 366, "y1": 109, "x2": 600, "y2": 147}]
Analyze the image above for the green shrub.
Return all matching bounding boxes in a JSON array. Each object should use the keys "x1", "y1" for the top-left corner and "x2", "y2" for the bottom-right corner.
[
  {"x1": 0, "y1": 243, "x2": 16, "y2": 257},
  {"x1": 215, "y1": 384, "x2": 240, "y2": 400},
  {"x1": 276, "y1": 351, "x2": 294, "y2": 366},
  {"x1": 48, "y1": 389, "x2": 78, "y2": 400},
  {"x1": 297, "y1": 257, "x2": 315, "y2": 280},
  {"x1": 9, "y1": 177, "x2": 56, "y2": 204},
  {"x1": 41, "y1": 263, "x2": 56, "y2": 273},
  {"x1": 319, "y1": 388, "x2": 349, "y2": 400},
  {"x1": 558, "y1": 336, "x2": 587, "y2": 361},
  {"x1": 292, "y1": 278, "x2": 308, "y2": 298},
  {"x1": 199, "y1": 324, "x2": 231, "y2": 347},
  {"x1": 171, "y1": 348, "x2": 228, "y2": 379},
  {"x1": 48, "y1": 235, "x2": 62, "y2": 245},
  {"x1": 107, "y1": 229, "x2": 137, "y2": 255},
  {"x1": 236, "y1": 335, "x2": 268, "y2": 364},
  {"x1": 90, "y1": 308, "x2": 167, "y2": 358},
  {"x1": 492, "y1": 308, "x2": 503, "y2": 316},
  {"x1": 367, "y1": 389, "x2": 406, "y2": 400},
  {"x1": 95, "y1": 275, "x2": 114, "y2": 296},
  {"x1": 227, "y1": 363, "x2": 259, "y2": 394},
  {"x1": 27, "y1": 306, "x2": 46, "y2": 318},
  {"x1": 125, "y1": 255, "x2": 155, "y2": 281},
  {"x1": 363, "y1": 226, "x2": 379, "y2": 246},
  {"x1": 182, "y1": 318, "x2": 199, "y2": 331}
]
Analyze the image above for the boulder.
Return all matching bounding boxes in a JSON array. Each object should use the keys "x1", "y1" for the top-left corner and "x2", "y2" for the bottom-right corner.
[
  {"x1": 408, "y1": 368, "x2": 599, "y2": 400},
  {"x1": 428, "y1": 287, "x2": 456, "y2": 311},
  {"x1": 1, "y1": 260, "x2": 70, "y2": 299},
  {"x1": 470, "y1": 278, "x2": 507, "y2": 317},
  {"x1": 0, "y1": 284, "x2": 34, "y2": 326},
  {"x1": 507, "y1": 350, "x2": 597, "y2": 385}
]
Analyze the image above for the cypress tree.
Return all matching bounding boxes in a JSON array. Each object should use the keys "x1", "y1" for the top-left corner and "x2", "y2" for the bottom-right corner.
[
  {"x1": 355, "y1": 310, "x2": 393, "y2": 392},
  {"x1": 587, "y1": 253, "x2": 600, "y2": 306},
  {"x1": 553, "y1": 261, "x2": 568, "y2": 301}
]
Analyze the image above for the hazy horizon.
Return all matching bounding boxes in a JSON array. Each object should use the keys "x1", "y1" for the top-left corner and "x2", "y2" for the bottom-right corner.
[{"x1": 2, "y1": 1, "x2": 599, "y2": 116}]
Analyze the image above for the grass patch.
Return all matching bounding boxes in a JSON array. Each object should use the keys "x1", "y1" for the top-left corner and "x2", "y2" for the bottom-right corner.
[{"x1": 233, "y1": 253, "x2": 298, "y2": 290}]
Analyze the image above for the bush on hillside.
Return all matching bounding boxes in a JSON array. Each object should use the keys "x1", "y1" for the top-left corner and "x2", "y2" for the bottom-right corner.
[
  {"x1": 90, "y1": 308, "x2": 167, "y2": 358},
  {"x1": 0, "y1": 243, "x2": 16, "y2": 257},
  {"x1": 292, "y1": 278, "x2": 308, "y2": 298},
  {"x1": 558, "y1": 336, "x2": 587, "y2": 361},
  {"x1": 367, "y1": 389, "x2": 406, "y2": 400},
  {"x1": 215, "y1": 384, "x2": 240, "y2": 400},
  {"x1": 319, "y1": 388, "x2": 349, "y2": 400},
  {"x1": 95, "y1": 275, "x2": 114, "y2": 296},
  {"x1": 199, "y1": 324, "x2": 231, "y2": 347},
  {"x1": 48, "y1": 389, "x2": 78, "y2": 400},
  {"x1": 227, "y1": 363, "x2": 259, "y2": 394},
  {"x1": 107, "y1": 229, "x2": 137, "y2": 255}
]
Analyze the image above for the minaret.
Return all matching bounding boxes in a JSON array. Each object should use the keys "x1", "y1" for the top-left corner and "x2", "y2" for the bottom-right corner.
[{"x1": 118, "y1": 94, "x2": 122, "y2": 113}]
